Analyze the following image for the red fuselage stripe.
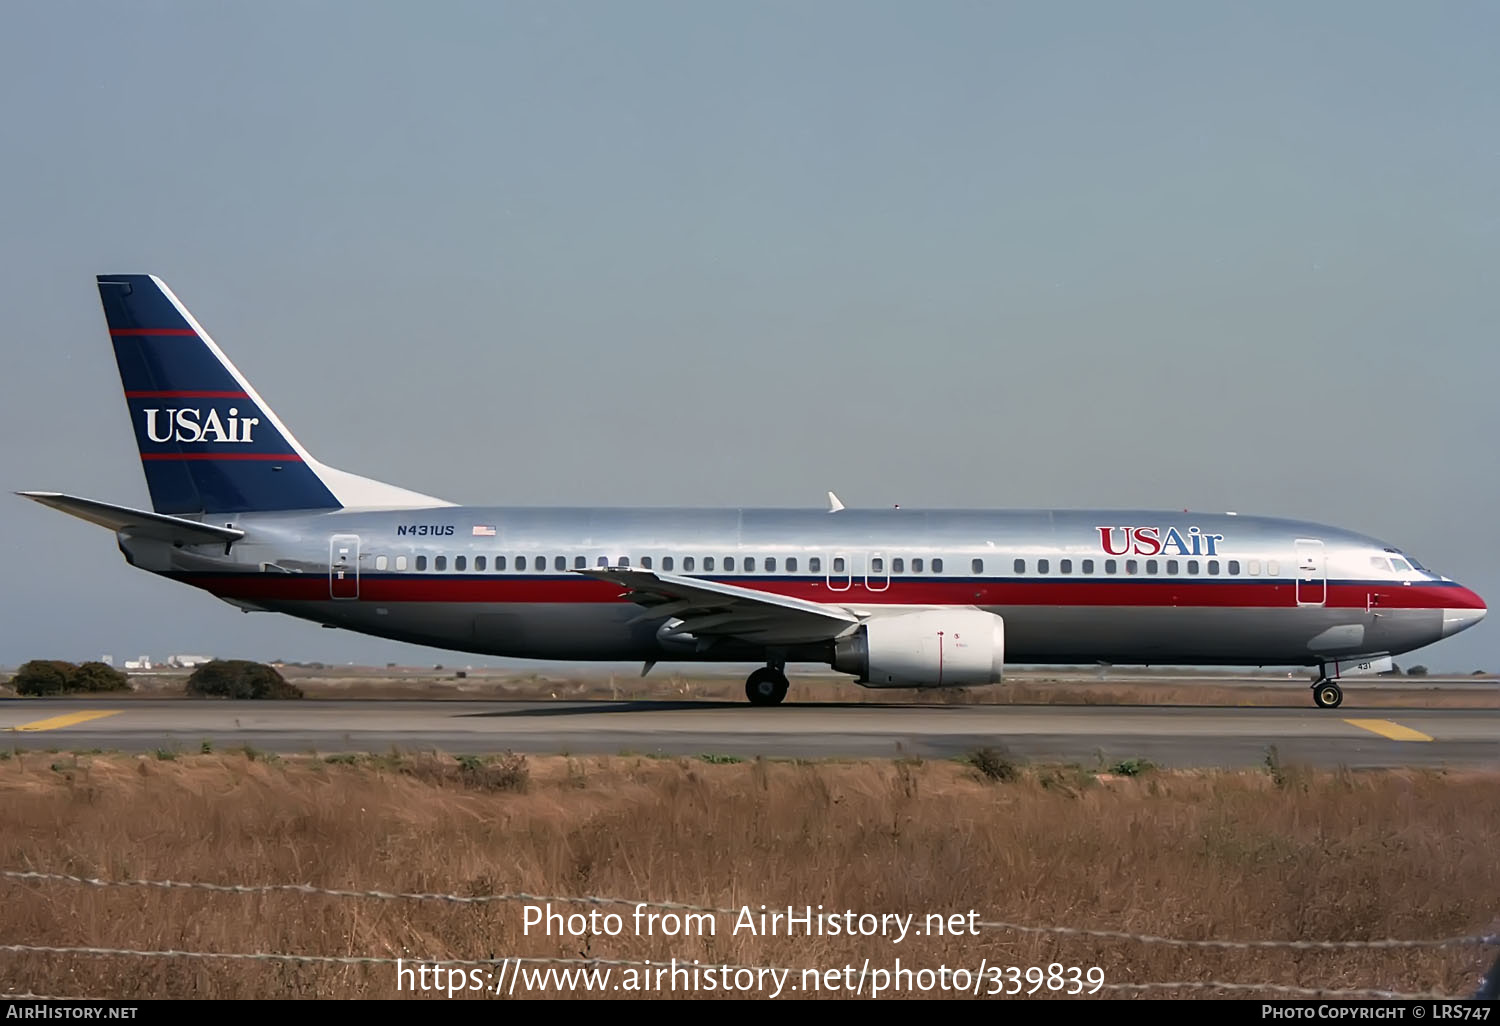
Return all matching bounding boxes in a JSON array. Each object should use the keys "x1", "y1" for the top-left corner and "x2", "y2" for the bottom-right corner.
[{"x1": 172, "y1": 574, "x2": 1480, "y2": 611}]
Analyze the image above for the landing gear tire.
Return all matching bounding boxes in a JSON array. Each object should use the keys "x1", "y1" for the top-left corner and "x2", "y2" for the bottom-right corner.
[
  {"x1": 745, "y1": 667, "x2": 789, "y2": 706},
  {"x1": 1312, "y1": 680, "x2": 1343, "y2": 709}
]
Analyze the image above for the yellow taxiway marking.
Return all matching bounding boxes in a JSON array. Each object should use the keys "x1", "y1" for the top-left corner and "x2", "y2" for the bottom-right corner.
[
  {"x1": 1344, "y1": 718, "x2": 1433, "y2": 742},
  {"x1": 5, "y1": 710, "x2": 121, "y2": 732}
]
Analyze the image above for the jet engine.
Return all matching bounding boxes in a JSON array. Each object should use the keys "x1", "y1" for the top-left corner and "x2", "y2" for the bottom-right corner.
[{"x1": 832, "y1": 609, "x2": 1005, "y2": 687}]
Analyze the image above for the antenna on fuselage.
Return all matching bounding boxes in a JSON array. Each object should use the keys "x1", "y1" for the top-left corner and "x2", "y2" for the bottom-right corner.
[{"x1": 827, "y1": 491, "x2": 845, "y2": 513}]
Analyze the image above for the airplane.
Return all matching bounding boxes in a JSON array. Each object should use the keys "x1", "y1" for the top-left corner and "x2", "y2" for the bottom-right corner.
[{"x1": 17, "y1": 275, "x2": 1487, "y2": 710}]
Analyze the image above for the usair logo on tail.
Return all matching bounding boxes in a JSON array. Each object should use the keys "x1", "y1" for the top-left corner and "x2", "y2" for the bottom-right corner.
[{"x1": 142, "y1": 407, "x2": 260, "y2": 444}]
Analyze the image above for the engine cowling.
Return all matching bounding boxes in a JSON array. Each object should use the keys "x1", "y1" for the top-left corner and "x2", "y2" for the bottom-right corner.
[{"x1": 832, "y1": 609, "x2": 1005, "y2": 687}]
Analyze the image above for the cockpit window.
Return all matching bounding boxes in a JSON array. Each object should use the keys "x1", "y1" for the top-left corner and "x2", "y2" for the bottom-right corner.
[
  {"x1": 1390, "y1": 557, "x2": 1413, "y2": 572},
  {"x1": 1404, "y1": 555, "x2": 1427, "y2": 571},
  {"x1": 1370, "y1": 556, "x2": 1390, "y2": 572}
]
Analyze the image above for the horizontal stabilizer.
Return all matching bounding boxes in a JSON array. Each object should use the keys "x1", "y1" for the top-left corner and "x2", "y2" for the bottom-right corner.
[{"x1": 17, "y1": 491, "x2": 245, "y2": 546}]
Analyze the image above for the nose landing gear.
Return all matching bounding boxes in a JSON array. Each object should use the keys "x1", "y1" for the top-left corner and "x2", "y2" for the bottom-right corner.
[{"x1": 1311, "y1": 670, "x2": 1343, "y2": 709}]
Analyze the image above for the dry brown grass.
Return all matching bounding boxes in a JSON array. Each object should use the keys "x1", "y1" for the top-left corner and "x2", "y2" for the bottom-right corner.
[{"x1": 1, "y1": 749, "x2": 1497, "y2": 999}]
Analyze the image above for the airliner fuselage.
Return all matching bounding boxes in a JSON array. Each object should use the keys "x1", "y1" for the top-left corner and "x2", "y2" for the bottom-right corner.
[{"x1": 117, "y1": 504, "x2": 1481, "y2": 684}]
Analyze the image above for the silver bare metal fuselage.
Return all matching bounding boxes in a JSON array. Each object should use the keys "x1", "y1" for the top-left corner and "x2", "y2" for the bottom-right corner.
[{"x1": 115, "y1": 506, "x2": 1475, "y2": 671}]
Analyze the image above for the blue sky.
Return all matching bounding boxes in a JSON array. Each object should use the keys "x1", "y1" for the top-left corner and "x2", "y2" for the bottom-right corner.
[{"x1": 2, "y1": 2, "x2": 1496, "y2": 672}]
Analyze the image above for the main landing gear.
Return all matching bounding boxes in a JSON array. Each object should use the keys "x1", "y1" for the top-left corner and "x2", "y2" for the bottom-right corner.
[
  {"x1": 1311, "y1": 668, "x2": 1343, "y2": 710},
  {"x1": 745, "y1": 665, "x2": 789, "y2": 706}
]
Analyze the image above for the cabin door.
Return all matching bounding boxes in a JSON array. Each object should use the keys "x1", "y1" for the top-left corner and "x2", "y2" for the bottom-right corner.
[
  {"x1": 330, "y1": 534, "x2": 360, "y2": 599},
  {"x1": 1295, "y1": 538, "x2": 1326, "y2": 606}
]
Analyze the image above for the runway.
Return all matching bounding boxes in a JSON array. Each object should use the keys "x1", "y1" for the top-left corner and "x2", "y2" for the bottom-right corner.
[{"x1": 2, "y1": 698, "x2": 1498, "y2": 768}]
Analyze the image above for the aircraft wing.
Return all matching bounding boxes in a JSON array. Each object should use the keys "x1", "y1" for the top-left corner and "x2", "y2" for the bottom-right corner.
[
  {"x1": 17, "y1": 492, "x2": 245, "y2": 547},
  {"x1": 571, "y1": 566, "x2": 862, "y2": 646}
]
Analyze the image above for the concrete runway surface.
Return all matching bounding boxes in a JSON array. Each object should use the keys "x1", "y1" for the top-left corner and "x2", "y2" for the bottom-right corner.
[{"x1": 2, "y1": 699, "x2": 1497, "y2": 768}]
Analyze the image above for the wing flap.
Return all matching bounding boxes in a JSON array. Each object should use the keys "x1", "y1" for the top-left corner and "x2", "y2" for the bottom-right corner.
[{"x1": 573, "y1": 566, "x2": 860, "y2": 645}]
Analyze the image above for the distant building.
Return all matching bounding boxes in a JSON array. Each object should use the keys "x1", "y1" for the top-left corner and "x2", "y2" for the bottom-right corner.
[
  {"x1": 166, "y1": 654, "x2": 213, "y2": 668},
  {"x1": 101, "y1": 655, "x2": 113, "y2": 666},
  {"x1": 123, "y1": 656, "x2": 152, "y2": 670}
]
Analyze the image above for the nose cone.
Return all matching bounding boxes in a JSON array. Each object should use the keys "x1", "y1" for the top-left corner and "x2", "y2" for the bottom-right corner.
[{"x1": 1441, "y1": 586, "x2": 1487, "y2": 638}]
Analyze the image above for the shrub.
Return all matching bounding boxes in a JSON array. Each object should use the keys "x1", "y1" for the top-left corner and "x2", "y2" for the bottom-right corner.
[
  {"x1": 71, "y1": 661, "x2": 130, "y2": 693},
  {"x1": 185, "y1": 660, "x2": 303, "y2": 700},
  {"x1": 1109, "y1": 757, "x2": 1156, "y2": 777},
  {"x1": 13, "y1": 660, "x2": 78, "y2": 696},
  {"x1": 1407, "y1": 665, "x2": 1428, "y2": 677},
  {"x1": 968, "y1": 746, "x2": 1021, "y2": 782}
]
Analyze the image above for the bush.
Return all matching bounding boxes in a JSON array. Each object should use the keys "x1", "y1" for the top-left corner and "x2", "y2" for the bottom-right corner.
[
  {"x1": 13, "y1": 660, "x2": 76, "y2": 696},
  {"x1": 71, "y1": 661, "x2": 130, "y2": 693},
  {"x1": 968, "y1": 746, "x2": 1021, "y2": 782},
  {"x1": 12, "y1": 660, "x2": 131, "y2": 696},
  {"x1": 185, "y1": 660, "x2": 303, "y2": 700},
  {"x1": 1407, "y1": 665, "x2": 1428, "y2": 676},
  {"x1": 1109, "y1": 757, "x2": 1156, "y2": 777}
]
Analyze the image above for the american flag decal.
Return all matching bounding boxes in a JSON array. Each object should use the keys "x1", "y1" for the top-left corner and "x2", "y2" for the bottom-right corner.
[{"x1": 472, "y1": 525, "x2": 496, "y2": 536}]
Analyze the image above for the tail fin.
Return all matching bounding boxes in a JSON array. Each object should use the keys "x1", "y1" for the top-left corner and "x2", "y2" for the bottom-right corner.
[{"x1": 97, "y1": 274, "x2": 451, "y2": 515}]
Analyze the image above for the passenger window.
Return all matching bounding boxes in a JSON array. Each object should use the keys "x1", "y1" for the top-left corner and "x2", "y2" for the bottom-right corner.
[
  {"x1": 744, "y1": 557, "x2": 755, "y2": 572},
  {"x1": 1208, "y1": 560, "x2": 1220, "y2": 575},
  {"x1": 455, "y1": 555, "x2": 467, "y2": 571},
  {"x1": 891, "y1": 558, "x2": 902, "y2": 573},
  {"x1": 1105, "y1": 559, "x2": 1117, "y2": 574},
  {"x1": 1038, "y1": 558, "x2": 1050, "y2": 574},
  {"x1": 833, "y1": 557, "x2": 845, "y2": 573},
  {"x1": 704, "y1": 557, "x2": 715, "y2": 571},
  {"x1": 475, "y1": 555, "x2": 486, "y2": 571},
  {"x1": 1187, "y1": 560, "x2": 1199, "y2": 574},
  {"x1": 932, "y1": 558, "x2": 944, "y2": 573},
  {"x1": 1013, "y1": 558, "x2": 1025, "y2": 574},
  {"x1": 434, "y1": 556, "x2": 447, "y2": 571},
  {"x1": 684, "y1": 557, "x2": 695, "y2": 571},
  {"x1": 911, "y1": 558, "x2": 923, "y2": 573},
  {"x1": 765, "y1": 557, "x2": 776, "y2": 572},
  {"x1": 722, "y1": 556, "x2": 733, "y2": 570},
  {"x1": 1228, "y1": 560, "x2": 1239, "y2": 575},
  {"x1": 809, "y1": 557, "x2": 821, "y2": 573},
  {"x1": 1167, "y1": 559, "x2": 1179, "y2": 574},
  {"x1": 663, "y1": 556, "x2": 674, "y2": 571},
  {"x1": 971, "y1": 558, "x2": 984, "y2": 574},
  {"x1": 781, "y1": 557, "x2": 792, "y2": 572},
  {"x1": 1267, "y1": 561, "x2": 1280, "y2": 576},
  {"x1": 495, "y1": 555, "x2": 506, "y2": 571},
  {"x1": 515, "y1": 556, "x2": 526, "y2": 570},
  {"x1": 1146, "y1": 559, "x2": 1158, "y2": 574},
  {"x1": 416, "y1": 555, "x2": 427, "y2": 571},
  {"x1": 1247, "y1": 559, "x2": 1260, "y2": 576},
  {"x1": 619, "y1": 556, "x2": 630, "y2": 567},
  {"x1": 641, "y1": 556, "x2": 652, "y2": 569},
  {"x1": 375, "y1": 555, "x2": 388, "y2": 571},
  {"x1": 1059, "y1": 559, "x2": 1071, "y2": 574},
  {"x1": 1082, "y1": 559, "x2": 1094, "y2": 574},
  {"x1": 871, "y1": 557, "x2": 883, "y2": 573},
  {"x1": 395, "y1": 555, "x2": 408, "y2": 571},
  {"x1": 1126, "y1": 559, "x2": 1138, "y2": 575}
]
